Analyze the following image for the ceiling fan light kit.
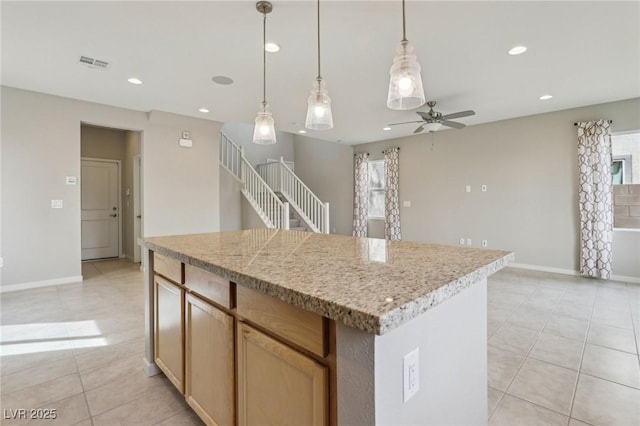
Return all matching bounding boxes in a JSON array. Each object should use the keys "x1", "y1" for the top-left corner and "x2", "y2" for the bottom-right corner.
[
  {"x1": 305, "y1": 0, "x2": 334, "y2": 130},
  {"x1": 387, "y1": 0, "x2": 426, "y2": 111},
  {"x1": 253, "y1": 1, "x2": 277, "y2": 145},
  {"x1": 387, "y1": 101, "x2": 476, "y2": 133}
]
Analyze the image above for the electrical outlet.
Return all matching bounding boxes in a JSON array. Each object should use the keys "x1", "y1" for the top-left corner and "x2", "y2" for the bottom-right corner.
[
  {"x1": 482, "y1": 240, "x2": 488, "y2": 248},
  {"x1": 466, "y1": 238, "x2": 472, "y2": 246},
  {"x1": 481, "y1": 184, "x2": 487, "y2": 192},
  {"x1": 51, "y1": 199, "x2": 63, "y2": 209},
  {"x1": 465, "y1": 185, "x2": 471, "y2": 193},
  {"x1": 403, "y1": 348, "x2": 420, "y2": 403},
  {"x1": 459, "y1": 238, "x2": 465, "y2": 245}
]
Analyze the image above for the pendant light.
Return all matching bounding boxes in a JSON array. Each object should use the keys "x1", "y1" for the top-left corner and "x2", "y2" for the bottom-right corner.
[
  {"x1": 305, "y1": 0, "x2": 333, "y2": 130},
  {"x1": 253, "y1": 1, "x2": 276, "y2": 145},
  {"x1": 387, "y1": 0, "x2": 426, "y2": 110}
]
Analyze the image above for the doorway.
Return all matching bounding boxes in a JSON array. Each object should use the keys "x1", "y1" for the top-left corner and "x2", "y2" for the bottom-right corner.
[{"x1": 80, "y1": 124, "x2": 142, "y2": 263}]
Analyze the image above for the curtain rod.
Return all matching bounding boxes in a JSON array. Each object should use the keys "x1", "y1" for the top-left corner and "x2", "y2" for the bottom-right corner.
[
  {"x1": 382, "y1": 147, "x2": 400, "y2": 153},
  {"x1": 574, "y1": 120, "x2": 613, "y2": 126},
  {"x1": 354, "y1": 152, "x2": 370, "y2": 156}
]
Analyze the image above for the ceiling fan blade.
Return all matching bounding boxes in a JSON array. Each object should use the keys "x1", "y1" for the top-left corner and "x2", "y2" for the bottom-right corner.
[
  {"x1": 413, "y1": 125, "x2": 425, "y2": 134},
  {"x1": 441, "y1": 120, "x2": 466, "y2": 129},
  {"x1": 388, "y1": 120, "x2": 424, "y2": 126},
  {"x1": 416, "y1": 111, "x2": 431, "y2": 120},
  {"x1": 441, "y1": 110, "x2": 475, "y2": 120}
]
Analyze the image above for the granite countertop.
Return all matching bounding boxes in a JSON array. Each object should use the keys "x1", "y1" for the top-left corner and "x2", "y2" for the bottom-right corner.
[{"x1": 142, "y1": 230, "x2": 513, "y2": 335}]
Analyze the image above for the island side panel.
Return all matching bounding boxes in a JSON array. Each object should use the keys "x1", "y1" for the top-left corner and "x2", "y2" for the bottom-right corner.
[
  {"x1": 143, "y1": 248, "x2": 161, "y2": 376},
  {"x1": 374, "y1": 279, "x2": 488, "y2": 425},
  {"x1": 335, "y1": 322, "x2": 376, "y2": 425}
]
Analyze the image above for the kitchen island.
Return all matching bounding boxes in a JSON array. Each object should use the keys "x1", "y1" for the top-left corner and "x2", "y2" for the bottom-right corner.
[{"x1": 141, "y1": 229, "x2": 513, "y2": 425}]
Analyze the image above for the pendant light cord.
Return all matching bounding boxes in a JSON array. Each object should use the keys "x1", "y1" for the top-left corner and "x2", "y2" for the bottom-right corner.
[
  {"x1": 401, "y1": 0, "x2": 407, "y2": 42},
  {"x1": 262, "y1": 11, "x2": 267, "y2": 107},
  {"x1": 316, "y1": 0, "x2": 321, "y2": 80}
]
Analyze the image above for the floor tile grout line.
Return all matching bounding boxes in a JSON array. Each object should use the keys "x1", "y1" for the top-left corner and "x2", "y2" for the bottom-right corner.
[
  {"x1": 489, "y1": 279, "x2": 566, "y2": 421},
  {"x1": 567, "y1": 279, "x2": 600, "y2": 420}
]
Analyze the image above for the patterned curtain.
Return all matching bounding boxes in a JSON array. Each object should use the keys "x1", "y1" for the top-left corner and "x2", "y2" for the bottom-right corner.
[
  {"x1": 353, "y1": 153, "x2": 369, "y2": 237},
  {"x1": 384, "y1": 148, "x2": 401, "y2": 241},
  {"x1": 577, "y1": 120, "x2": 613, "y2": 279}
]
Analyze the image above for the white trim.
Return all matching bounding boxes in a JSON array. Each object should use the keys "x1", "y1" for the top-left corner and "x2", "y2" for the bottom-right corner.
[
  {"x1": 509, "y1": 263, "x2": 640, "y2": 284},
  {"x1": 509, "y1": 262, "x2": 579, "y2": 276},
  {"x1": 0, "y1": 275, "x2": 83, "y2": 293},
  {"x1": 611, "y1": 274, "x2": 640, "y2": 284},
  {"x1": 143, "y1": 357, "x2": 162, "y2": 377}
]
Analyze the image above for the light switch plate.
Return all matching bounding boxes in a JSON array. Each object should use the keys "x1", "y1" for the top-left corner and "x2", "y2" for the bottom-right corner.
[
  {"x1": 465, "y1": 185, "x2": 471, "y2": 193},
  {"x1": 481, "y1": 184, "x2": 487, "y2": 192},
  {"x1": 403, "y1": 201, "x2": 411, "y2": 207},
  {"x1": 51, "y1": 199, "x2": 63, "y2": 209},
  {"x1": 65, "y1": 176, "x2": 77, "y2": 185}
]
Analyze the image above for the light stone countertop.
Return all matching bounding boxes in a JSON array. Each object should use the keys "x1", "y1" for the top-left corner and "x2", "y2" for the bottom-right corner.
[{"x1": 142, "y1": 229, "x2": 514, "y2": 335}]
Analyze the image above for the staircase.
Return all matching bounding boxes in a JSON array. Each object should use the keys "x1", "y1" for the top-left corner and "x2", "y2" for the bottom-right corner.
[{"x1": 220, "y1": 132, "x2": 329, "y2": 233}]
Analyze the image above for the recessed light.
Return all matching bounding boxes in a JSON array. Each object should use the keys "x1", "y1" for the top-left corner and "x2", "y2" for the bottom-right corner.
[
  {"x1": 212, "y1": 76, "x2": 234, "y2": 85},
  {"x1": 298, "y1": 130, "x2": 306, "y2": 134},
  {"x1": 199, "y1": 108, "x2": 210, "y2": 113},
  {"x1": 265, "y1": 42, "x2": 280, "y2": 53},
  {"x1": 127, "y1": 77, "x2": 142, "y2": 85},
  {"x1": 508, "y1": 45, "x2": 527, "y2": 55},
  {"x1": 383, "y1": 127, "x2": 391, "y2": 131},
  {"x1": 539, "y1": 94, "x2": 553, "y2": 100}
]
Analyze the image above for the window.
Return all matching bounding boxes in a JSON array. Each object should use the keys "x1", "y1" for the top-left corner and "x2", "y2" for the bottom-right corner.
[
  {"x1": 368, "y1": 160, "x2": 385, "y2": 218},
  {"x1": 612, "y1": 132, "x2": 639, "y2": 184},
  {"x1": 611, "y1": 131, "x2": 640, "y2": 229}
]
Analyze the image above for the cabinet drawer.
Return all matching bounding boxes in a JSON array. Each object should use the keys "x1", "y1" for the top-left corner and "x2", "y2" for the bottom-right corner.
[
  {"x1": 184, "y1": 264, "x2": 232, "y2": 309},
  {"x1": 154, "y1": 252, "x2": 183, "y2": 283},
  {"x1": 237, "y1": 285, "x2": 327, "y2": 357}
]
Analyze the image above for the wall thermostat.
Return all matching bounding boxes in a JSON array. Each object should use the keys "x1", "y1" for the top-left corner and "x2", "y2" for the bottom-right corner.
[{"x1": 182, "y1": 131, "x2": 190, "y2": 139}]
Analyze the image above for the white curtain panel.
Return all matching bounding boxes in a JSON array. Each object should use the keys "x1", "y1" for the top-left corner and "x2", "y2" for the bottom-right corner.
[
  {"x1": 576, "y1": 120, "x2": 613, "y2": 279},
  {"x1": 384, "y1": 148, "x2": 402, "y2": 241},
  {"x1": 353, "y1": 153, "x2": 369, "y2": 237}
]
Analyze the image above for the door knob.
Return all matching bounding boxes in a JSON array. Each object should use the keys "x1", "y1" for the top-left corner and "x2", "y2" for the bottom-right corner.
[
  {"x1": 110, "y1": 214, "x2": 117, "y2": 217},
  {"x1": 136, "y1": 215, "x2": 142, "y2": 219}
]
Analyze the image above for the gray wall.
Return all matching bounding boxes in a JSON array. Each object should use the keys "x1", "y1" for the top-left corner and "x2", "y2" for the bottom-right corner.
[
  {"x1": 1, "y1": 86, "x2": 221, "y2": 287},
  {"x1": 354, "y1": 98, "x2": 640, "y2": 278},
  {"x1": 293, "y1": 135, "x2": 354, "y2": 235}
]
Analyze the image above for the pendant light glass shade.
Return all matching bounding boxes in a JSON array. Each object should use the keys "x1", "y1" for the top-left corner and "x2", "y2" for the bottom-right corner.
[
  {"x1": 387, "y1": 40, "x2": 425, "y2": 110},
  {"x1": 305, "y1": 0, "x2": 333, "y2": 130},
  {"x1": 253, "y1": 104, "x2": 276, "y2": 145},
  {"x1": 253, "y1": 1, "x2": 277, "y2": 145},
  {"x1": 305, "y1": 78, "x2": 333, "y2": 130}
]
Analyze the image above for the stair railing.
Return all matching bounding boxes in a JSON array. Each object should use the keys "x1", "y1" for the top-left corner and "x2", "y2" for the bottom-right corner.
[
  {"x1": 257, "y1": 158, "x2": 329, "y2": 234},
  {"x1": 220, "y1": 132, "x2": 289, "y2": 230}
]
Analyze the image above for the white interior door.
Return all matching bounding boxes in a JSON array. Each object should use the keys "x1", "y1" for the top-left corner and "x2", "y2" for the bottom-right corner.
[{"x1": 81, "y1": 160, "x2": 119, "y2": 260}]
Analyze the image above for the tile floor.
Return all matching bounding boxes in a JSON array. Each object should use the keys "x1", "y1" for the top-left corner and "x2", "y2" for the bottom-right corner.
[{"x1": 1, "y1": 260, "x2": 638, "y2": 425}]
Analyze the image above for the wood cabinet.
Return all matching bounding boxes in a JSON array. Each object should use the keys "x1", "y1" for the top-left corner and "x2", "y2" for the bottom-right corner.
[
  {"x1": 185, "y1": 292, "x2": 235, "y2": 426},
  {"x1": 237, "y1": 322, "x2": 328, "y2": 426},
  {"x1": 152, "y1": 252, "x2": 332, "y2": 426},
  {"x1": 154, "y1": 274, "x2": 184, "y2": 392}
]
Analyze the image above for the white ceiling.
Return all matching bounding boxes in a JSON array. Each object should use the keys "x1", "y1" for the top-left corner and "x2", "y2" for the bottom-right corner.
[{"x1": 2, "y1": 1, "x2": 639, "y2": 144}]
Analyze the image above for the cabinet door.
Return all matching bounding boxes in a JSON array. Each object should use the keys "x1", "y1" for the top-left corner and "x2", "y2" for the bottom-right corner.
[
  {"x1": 237, "y1": 323, "x2": 328, "y2": 426},
  {"x1": 185, "y1": 293, "x2": 235, "y2": 426},
  {"x1": 154, "y1": 275, "x2": 184, "y2": 392}
]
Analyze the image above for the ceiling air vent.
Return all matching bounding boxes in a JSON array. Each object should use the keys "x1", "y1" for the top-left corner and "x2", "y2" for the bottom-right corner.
[{"x1": 79, "y1": 55, "x2": 111, "y2": 70}]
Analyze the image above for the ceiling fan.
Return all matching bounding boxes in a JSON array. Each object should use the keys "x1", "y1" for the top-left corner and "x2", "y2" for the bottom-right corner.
[{"x1": 388, "y1": 101, "x2": 476, "y2": 133}]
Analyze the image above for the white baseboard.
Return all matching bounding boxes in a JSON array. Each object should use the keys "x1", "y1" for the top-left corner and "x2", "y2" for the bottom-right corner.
[
  {"x1": 143, "y1": 357, "x2": 162, "y2": 377},
  {"x1": 610, "y1": 274, "x2": 640, "y2": 284},
  {"x1": 509, "y1": 263, "x2": 640, "y2": 284},
  {"x1": 509, "y1": 263, "x2": 579, "y2": 277},
  {"x1": 0, "y1": 275, "x2": 83, "y2": 293}
]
